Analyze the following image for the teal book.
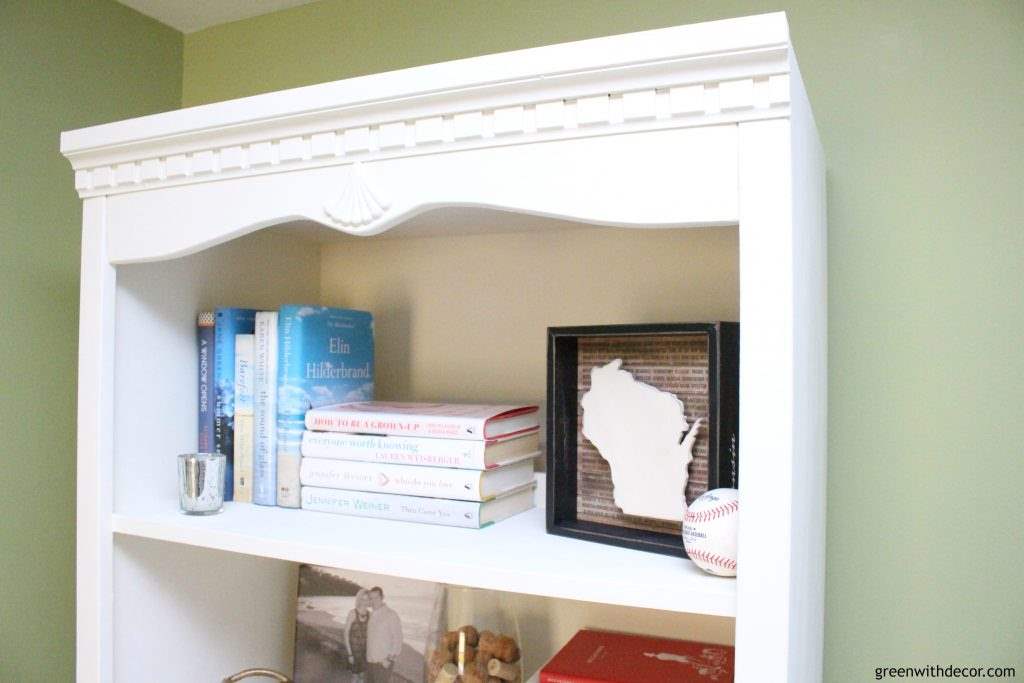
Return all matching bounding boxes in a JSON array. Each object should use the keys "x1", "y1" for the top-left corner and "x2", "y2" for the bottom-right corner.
[
  {"x1": 214, "y1": 307, "x2": 257, "y2": 501},
  {"x1": 276, "y1": 306, "x2": 373, "y2": 507}
]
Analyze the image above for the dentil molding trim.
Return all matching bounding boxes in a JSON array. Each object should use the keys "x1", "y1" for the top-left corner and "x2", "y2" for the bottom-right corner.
[{"x1": 62, "y1": 15, "x2": 794, "y2": 199}]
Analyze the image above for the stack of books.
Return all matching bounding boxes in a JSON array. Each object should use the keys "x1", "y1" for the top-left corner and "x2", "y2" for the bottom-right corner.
[
  {"x1": 197, "y1": 306, "x2": 374, "y2": 507},
  {"x1": 299, "y1": 402, "x2": 541, "y2": 528}
]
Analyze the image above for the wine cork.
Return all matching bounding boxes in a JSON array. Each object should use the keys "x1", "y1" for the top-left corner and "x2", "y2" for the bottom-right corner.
[
  {"x1": 459, "y1": 624, "x2": 480, "y2": 646},
  {"x1": 487, "y1": 658, "x2": 521, "y2": 681},
  {"x1": 433, "y1": 662, "x2": 458, "y2": 683},
  {"x1": 493, "y1": 635, "x2": 520, "y2": 663},
  {"x1": 477, "y1": 630, "x2": 498, "y2": 658},
  {"x1": 461, "y1": 668, "x2": 487, "y2": 683}
]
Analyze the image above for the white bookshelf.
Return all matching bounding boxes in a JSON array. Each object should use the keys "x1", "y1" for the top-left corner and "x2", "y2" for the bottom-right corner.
[
  {"x1": 64, "y1": 12, "x2": 826, "y2": 682},
  {"x1": 112, "y1": 478, "x2": 737, "y2": 618}
]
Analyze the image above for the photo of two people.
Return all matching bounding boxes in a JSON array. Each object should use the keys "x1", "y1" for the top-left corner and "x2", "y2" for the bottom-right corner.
[{"x1": 294, "y1": 565, "x2": 441, "y2": 683}]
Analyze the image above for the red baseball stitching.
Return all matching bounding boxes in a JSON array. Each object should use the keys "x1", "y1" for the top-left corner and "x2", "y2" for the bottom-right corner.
[
  {"x1": 687, "y1": 548, "x2": 737, "y2": 570},
  {"x1": 685, "y1": 499, "x2": 738, "y2": 523}
]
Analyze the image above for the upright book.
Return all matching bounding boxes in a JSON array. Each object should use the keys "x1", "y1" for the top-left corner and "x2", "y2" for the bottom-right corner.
[
  {"x1": 276, "y1": 305, "x2": 374, "y2": 508},
  {"x1": 233, "y1": 334, "x2": 255, "y2": 503},
  {"x1": 252, "y1": 311, "x2": 279, "y2": 506},
  {"x1": 300, "y1": 430, "x2": 540, "y2": 469},
  {"x1": 301, "y1": 482, "x2": 536, "y2": 529},
  {"x1": 540, "y1": 629, "x2": 734, "y2": 683},
  {"x1": 196, "y1": 311, "x2": 215, "y2": 453},
  {"x1": 305, "y1": 402, "x2": 539, "y2": 440},
  {"x1": 299, "y1": 456, "x2": 535, "y2": 501},
  {"x1": 213, "y1": 307, "x2": 257, "y2": 501}
]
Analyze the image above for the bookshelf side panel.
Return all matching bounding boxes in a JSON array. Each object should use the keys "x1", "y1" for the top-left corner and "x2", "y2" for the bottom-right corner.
[
  {"x1": 113, "y1": 536, "x2": 295, "y2": 682},
  {"x1": 77, "y1": 197, "x2": 115, "y2": 683},
  {"x1": 788, "y1": 53, "x2": 828, "y2": 682},
  {"x1": 734, "y1": 118, "x2": 796, "y2": 680},
  {"x1": 112, "y1": 230, "x2": 320, "y2": 516}
]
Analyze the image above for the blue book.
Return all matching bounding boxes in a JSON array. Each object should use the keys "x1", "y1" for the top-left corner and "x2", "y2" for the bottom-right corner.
[
  {"x1": 276, "y1": 305, "x2": 373, "y2": 507},
  {"x1": 196, "y1": 312, "x2": 215, "y2": 454},
  {"x1": 214, "y1": 307, "x2": 257, "y2": 501}
]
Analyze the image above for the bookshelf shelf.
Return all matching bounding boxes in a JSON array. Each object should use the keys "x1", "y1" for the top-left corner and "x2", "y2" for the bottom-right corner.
[
  {"x1": 112, "y1": 477, "x2": 737, "y2": 618},
  {"x1": 65, "y1": 11, "x2": 825, "y2": 682}
]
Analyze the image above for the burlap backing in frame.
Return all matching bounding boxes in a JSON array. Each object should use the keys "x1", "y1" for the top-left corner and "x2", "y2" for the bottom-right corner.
[{"x1": 576, "y1": 334, "x2": 710, "y2": 536}]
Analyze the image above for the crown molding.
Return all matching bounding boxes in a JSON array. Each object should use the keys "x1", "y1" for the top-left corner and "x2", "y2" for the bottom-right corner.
[{"x1": 62, "y1": 13, "x2": 792, "y2": 199}]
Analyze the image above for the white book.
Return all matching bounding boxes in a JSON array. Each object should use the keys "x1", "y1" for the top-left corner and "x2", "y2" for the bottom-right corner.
[
  {"x1": 300, "y1": 482, "x2": 536, "y2": 529},
  {"x1": 252, "y1": 311, "x2": 278, "y2": 506},
  {"x1": 299, "y1": 456, "x2": 535, "y2": 501},
  {"x1": 300, "y1": 430, "x2": 540, "y2": 470},
  {"x1": 233, "y1": 334, "x2": 255, "y2": 503},
  {"x1": 305, "y1": 401, "x2": 539, "y2": 440}
]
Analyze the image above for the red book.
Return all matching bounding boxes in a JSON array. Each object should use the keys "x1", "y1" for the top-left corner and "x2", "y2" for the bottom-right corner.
[{"x1": 540, "y1": 629, "x2": 734, "y2": 683}]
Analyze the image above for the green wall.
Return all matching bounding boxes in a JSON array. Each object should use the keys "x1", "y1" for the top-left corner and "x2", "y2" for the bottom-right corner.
[
  {"x1": 182, "y1": 1, "x2": 1024, "y2": 679},
  {"x1": 4, "y1": 1, "x2": 1018, "y2": 680},
  {"x1": 0, "y1": 2, "x2": 182, "y2": 680}
]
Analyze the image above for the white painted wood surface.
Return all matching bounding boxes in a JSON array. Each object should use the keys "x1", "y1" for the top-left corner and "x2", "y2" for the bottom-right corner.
[
  {"x1": 785, "y1": 53, "x2": 828, "y2": 681},
  {"x1": 104, "y1": 126, "x2": 739, "y2": 263},
  {"x1": 735, "y1": 117, "x2": 797, "y2": 680},
  {"x1": 65, "y1": 12, "x2": 826, "y2": 682},
  {"x1": 61, "y1": 13, "x2": 789, "y2": 161},
  {"x1": 113, "y1": 475, "x2": 737, "y2": 617},
  {"x1": 75, "y1": 197, "x2": 115, "y2": 683},
  {"x1": 113, "y1": 536, "x2": 295, "y2": 682}
]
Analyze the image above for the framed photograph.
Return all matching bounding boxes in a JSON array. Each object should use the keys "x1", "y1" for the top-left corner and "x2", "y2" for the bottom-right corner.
[
  {"x1": 546, "y1": 323, "x2": 739, "y2": 557},
  {"x1": 294, "y1": 565, "x2": 443, "y2": 683}
]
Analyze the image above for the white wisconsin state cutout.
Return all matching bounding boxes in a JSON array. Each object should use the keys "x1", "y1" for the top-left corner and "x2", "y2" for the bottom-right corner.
[{"x1": 581, "y1": 359, "x2": 701, "y2": 521}]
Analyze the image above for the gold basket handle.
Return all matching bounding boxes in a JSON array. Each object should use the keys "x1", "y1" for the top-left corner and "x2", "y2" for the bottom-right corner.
[{"x1": 222, "y1": 668, "x2": 292, "y2": 682}]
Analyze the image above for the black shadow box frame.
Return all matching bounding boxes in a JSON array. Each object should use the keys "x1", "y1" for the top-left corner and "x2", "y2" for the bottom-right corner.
[{"x1": 546, "y1": 322, "x2": 739, "y2": 557}]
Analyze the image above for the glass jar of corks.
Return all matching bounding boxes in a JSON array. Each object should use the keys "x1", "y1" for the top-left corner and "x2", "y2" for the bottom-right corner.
[{"x1": 425, "y1": 586, "x2": 523, "y2": 683}]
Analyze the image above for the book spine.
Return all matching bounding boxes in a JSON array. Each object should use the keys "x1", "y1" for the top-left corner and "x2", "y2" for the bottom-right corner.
[
  {"x1": 304, "y1": 410, "x2": 485, "y2": 440},
  {"x1": 234, "y1": 414, "x2": 254, "y2": 502},
  {"x1": 233, "y1": 334, "x2": 255, "y2": 503},
  {"x1": 213, "y1": 308, "x2": 256, "y2": 501},
  {"x1": 300, "y1": 458, "x2": 486, "y2": 500},
  {"x1": 300, "y1": 431, "x2": 487, "y2": 469},
  {"x1": 300, "y1": 486, "x2": 482, "y2": 528},
  {"x1": 196, "y1": 312, "x2": 215, "y2": 453},
  {"x1": 253, "y1": 312, "x2": 278, "y2": 505},
  {"x1": 275, "y1": 308, "x2": 302, "y2": 507},
  {"x1": 213, "y1": 312, "x2": 234, "y2": 499}
]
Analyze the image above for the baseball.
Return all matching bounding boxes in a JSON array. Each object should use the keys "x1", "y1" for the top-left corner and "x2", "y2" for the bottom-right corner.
[{"x1": 682, "y1": 488, "x2": 738, "y2": 577}]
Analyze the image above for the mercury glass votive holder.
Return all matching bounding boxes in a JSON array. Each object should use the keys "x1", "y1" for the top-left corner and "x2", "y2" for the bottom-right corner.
[{"x1": 177, "y1": 452, "x2": 226, "y2": 515}]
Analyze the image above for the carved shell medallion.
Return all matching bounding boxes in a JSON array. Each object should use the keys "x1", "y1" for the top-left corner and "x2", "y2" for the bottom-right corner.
[{"x1": 323, "y1": 162, "x2": 391, "y2": 229}]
